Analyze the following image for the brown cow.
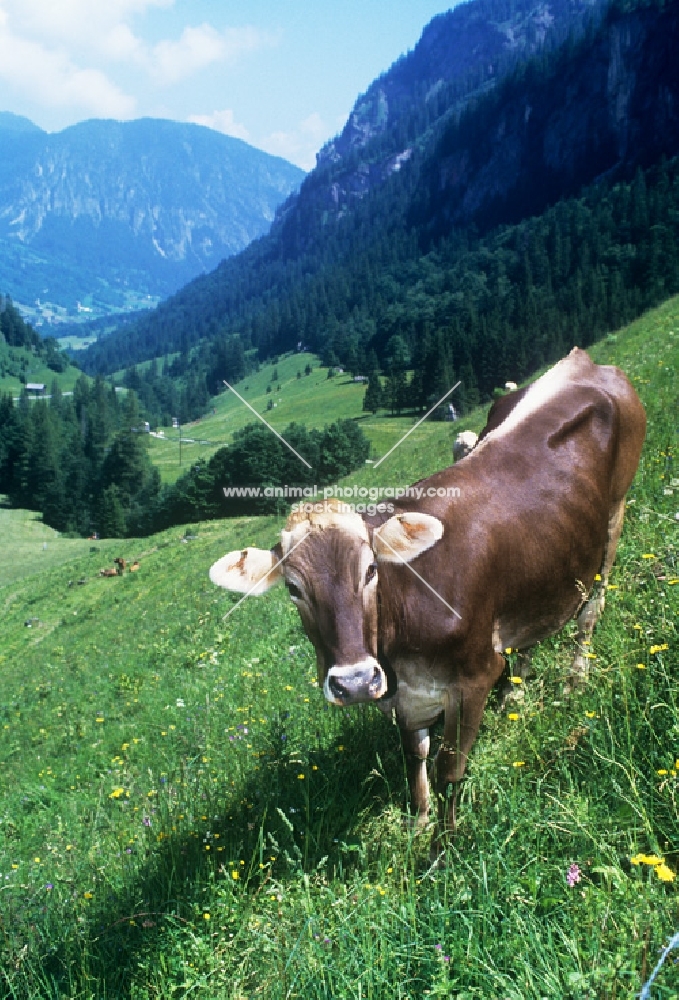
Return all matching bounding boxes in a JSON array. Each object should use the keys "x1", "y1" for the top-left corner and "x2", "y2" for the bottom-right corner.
[{"x1": 209, "y1": 349, "x2": 646, "y2": 849}]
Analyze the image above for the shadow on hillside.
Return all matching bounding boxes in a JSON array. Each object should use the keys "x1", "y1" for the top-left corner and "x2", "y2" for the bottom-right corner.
[{"x1": 39, "y1": 706, "x2": 406, "y2": 996}]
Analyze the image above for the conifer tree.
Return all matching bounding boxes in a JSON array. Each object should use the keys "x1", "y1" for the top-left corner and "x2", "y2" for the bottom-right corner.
[{"x1": 363, "y1": 370, "x2": 383, "y2": 414}]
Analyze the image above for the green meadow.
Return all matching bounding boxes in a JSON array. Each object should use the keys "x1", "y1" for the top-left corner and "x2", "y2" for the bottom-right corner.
[
  {"x1": 0, "y1": 300, "x2": 678, "y2": 998},
  {"x1": 149, "y1": 354, "x2": 372, "y2": 482},
  {"x1": 0, "y1": 350, "x2": 85, "y2": 399},
  {"x1": 145, "y1": 353, "x2": 447, "y2": 486},
  {"x1": 0, "y1": 507, "x2": 126, "y2": 589}
]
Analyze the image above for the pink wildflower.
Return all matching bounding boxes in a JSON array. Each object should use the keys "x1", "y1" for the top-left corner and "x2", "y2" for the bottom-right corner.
[{"x1": 566, "y1": 863, "x2": 582, "y2": 887}]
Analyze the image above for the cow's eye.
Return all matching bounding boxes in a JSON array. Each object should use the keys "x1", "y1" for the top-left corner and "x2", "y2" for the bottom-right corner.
[
  {"x1": 286, "y1": 581, "x2": 303, "y2": 601},
  {"x1": 365, "y1": 562, "x2": 378, "y2": 586}
]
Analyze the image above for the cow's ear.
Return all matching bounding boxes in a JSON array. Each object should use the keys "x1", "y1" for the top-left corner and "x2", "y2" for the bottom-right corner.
[
  {"x1": 373, "y1": 513, "x2": 443, "y2": 564},
  {"x1": 209, "y1": 546, "x2": 282, "y2": 594}
]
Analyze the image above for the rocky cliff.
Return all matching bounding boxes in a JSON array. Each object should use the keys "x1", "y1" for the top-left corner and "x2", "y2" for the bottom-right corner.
[
  {"x1": 418, "y1": 1, "x2": 679, "y2": 235},
  {"x1": 305, "y1": 0, "x2": 606, "y2": 219}
]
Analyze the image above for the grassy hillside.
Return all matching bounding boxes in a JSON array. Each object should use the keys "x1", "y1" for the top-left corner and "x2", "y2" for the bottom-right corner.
[
  {"x1": 146, "y1": 351, "x2": 485, "y2": 486},
  {"x1": 0, "y1": 505, "x2": 124, "y2": 588},
  {"x1": 0, "y1": 300, "x2": 677, "y2": 998},
  {"x1": 0, "y1": 346, "x2": 85, "y2": 397}
]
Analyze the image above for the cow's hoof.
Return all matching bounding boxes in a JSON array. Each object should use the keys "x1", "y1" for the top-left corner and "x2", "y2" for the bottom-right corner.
[
  {"x1": 428, "y1": 834, "x2": 452, "y2": 866},
  {"x1": 497, "y1": 682, "x2": 526, "y2": 708},
  {"x1": 564, "y1": 658, "x2": 590, "y2": 695},
  {"x1": 404, "y1": 810, "x2": 430, "y2": 833}
]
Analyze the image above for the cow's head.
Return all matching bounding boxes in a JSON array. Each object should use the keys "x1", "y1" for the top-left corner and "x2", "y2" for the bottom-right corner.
[{"x1": 209, "y1": 501, "x2": 443, "y2": 706}]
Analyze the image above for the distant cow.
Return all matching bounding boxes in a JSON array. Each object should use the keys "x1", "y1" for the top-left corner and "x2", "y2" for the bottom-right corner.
[
  {"x1": 210, "y1": 349, "x2": 645, "y2": 849},
  {"x1": 114, "y1": 558, "x2": 126, "y2": 575},
  {"x1": 452, "y1": 430, "x2": 478, "y2": 462},
  {"x1": 100, "y1": 567, "x2": 118, "y2": 578},
  {"x1": 505, "y1": 381, "x2": 518, "y2": 392}
]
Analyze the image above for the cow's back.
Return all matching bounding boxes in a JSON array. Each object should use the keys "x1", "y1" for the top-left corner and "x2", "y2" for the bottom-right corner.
[{"x1": 375, "y1": 348, "x2": 645, "y2": 655}]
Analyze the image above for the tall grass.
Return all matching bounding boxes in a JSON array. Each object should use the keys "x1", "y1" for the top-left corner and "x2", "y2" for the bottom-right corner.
[{"x1": 0, "y1": 300, "x2": 677, "y2": 998}]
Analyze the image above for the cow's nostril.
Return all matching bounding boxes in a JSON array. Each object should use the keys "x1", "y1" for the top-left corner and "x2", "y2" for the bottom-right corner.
[
  {"x1": 368, "y1": 665, "x2": 383, "y2": 694},
  {"x1": 328, "y1": 674, "x2": 346, "y2": 701}
]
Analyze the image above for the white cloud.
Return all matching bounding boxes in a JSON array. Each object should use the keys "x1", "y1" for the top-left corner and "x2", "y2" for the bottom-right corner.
[
  {"x1": 0, "y1": 0, "x2": 272, "y2": 113},
  {"x1": 0, "y1": 24, "x2": 136, "y2": 118},
  {"x1": 0, "y1": 0, "x2": 171, "y2": 57},
  {"x1": 261, "y1": 113, "x2": 330, "y2": 170},
  {"x1": 188, "y1": 109, "x2": 251, "y2": 144},
  {"x1": 149, "y1": 24, "x2": 265, "y2": 86}
]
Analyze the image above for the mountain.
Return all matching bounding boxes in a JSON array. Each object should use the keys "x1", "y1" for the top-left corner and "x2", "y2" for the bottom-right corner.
[
  {"x1": 79, "y1": 0, "x2": 607, "y2": 368},
  {"x1": 78, "y1": 0, "x2": 679, "y2": 413},
  {"x1": 0, "y1": 111, "x2": 43, "y2": 134},
  {"x1": 312, "y1": 0, "x2": 606, "y2": 219},
  {"x1": 414, "y1": 0, "x2": 679, "y2": 237},
  {"x1": 0, "y1": 117, "x2": 304, "y2": 325}
]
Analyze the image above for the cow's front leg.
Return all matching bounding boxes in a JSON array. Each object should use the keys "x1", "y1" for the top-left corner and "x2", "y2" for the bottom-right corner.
[
  {"x1": 400, "y1": 727, "x2": 430, "y2": 829},
  {"x1": 434, "y1": 656, "x2": 504, "y2": 851}
]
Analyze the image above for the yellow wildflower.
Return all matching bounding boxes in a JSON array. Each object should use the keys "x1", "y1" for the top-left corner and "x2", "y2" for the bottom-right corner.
[
  {"x1": 630, "y1": 854, "x2": 664, "y2": 866},
  {"x1": 655, "y1": 863, "x2": 676, "y2": 883}
]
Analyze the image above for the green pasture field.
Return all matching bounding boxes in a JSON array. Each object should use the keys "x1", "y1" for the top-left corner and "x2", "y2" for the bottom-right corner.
[
  {"x1": 147, "y1": 352, "x2": 479, "y2": 486},
  {"x1": 55, "y1": 335, "x2": 98, "y2": 352},
  {"x1": 0, "y1": 506, "x2": 125, "y2": 589},
  {"x1": 0, "y1": 354, "x2": 85, "y2": 399},
  {"x1": 0, "y1": 300, "x2": 678, "y2": 998},
  {"x1": 147, "y1": 352, "x2": 382, "y2": 484}
]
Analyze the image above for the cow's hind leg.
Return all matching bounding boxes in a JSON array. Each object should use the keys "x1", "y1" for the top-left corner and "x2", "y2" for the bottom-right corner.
[
  {"x1": 571, "y1": 497, "x2": 626, "y2": 680},
  {"x1": 401, "y1": 727, "x2": 430, "y2": 829}
]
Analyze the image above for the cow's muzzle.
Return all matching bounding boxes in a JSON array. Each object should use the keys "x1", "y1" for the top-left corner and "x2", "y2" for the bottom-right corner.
[{"x1": 324, "y1": 658, "x2": 387, "y2": 705}]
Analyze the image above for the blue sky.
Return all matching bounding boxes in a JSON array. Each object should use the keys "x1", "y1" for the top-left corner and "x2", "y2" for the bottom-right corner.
[{"x1": 0, "y1": 0, "x2": 455, "y2": 169}]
